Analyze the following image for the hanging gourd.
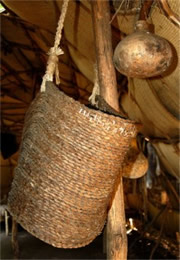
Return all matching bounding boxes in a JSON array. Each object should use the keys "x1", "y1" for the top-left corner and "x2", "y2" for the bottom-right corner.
[{"x1": 113, "y1": 20, "x2": 173, "y2": 78}]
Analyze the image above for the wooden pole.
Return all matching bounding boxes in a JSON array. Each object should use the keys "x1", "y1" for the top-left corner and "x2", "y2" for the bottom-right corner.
[
  {"x1": 12, "y1": 218, "x2": 19, "y2": 259},
  {"x1": 91, "y1": 1, "x2": 127, "y2": 259},
  {"x1": 5, "y1": 209, "x2": 9, "y2": 236},
  {"x1": 91, "y1": 0, "x2": 120, "y2": 112},
  {"x1": 107, "y1": 178, "x2": 127, "y2": 259}
]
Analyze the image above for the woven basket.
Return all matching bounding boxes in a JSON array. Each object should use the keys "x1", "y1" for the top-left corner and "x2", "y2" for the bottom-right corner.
[{"x1": 8, "y1": 82, "x2": 139, "y2": 248}]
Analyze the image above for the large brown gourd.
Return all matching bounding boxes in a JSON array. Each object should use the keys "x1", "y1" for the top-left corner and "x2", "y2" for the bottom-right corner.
[{"x1": 113, "y1": 20, "x2": 173, "y2": 78}]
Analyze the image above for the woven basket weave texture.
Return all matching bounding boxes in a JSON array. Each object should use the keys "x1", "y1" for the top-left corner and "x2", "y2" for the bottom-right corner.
[{"x1": 8, "y1": 82, "x2": 138, "y2": 248}]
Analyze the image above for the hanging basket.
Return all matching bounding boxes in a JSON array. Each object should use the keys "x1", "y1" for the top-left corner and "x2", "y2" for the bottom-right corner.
[{"x1": 8, "y1": 82, "x2": 139, "y2": 248}]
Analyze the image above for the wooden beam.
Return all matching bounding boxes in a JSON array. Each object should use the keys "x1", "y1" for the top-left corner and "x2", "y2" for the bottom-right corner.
[
  {"x1": 11, "y1": 218, "x2": 19, "y2": 259},
  {"x1": 107, "y1": 178, "x2": 127, "y2": 259},
  {"x1": 91, "y1": 1, "x2": 127, "y2": 259},
  {"x1": 91, "y1": 0, "x2": 120, "y2": 112}
]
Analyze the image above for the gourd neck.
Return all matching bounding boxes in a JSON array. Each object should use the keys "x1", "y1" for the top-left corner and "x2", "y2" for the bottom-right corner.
[{"x1": 134, "y1": 20, "x2": 150, "y2": 32}]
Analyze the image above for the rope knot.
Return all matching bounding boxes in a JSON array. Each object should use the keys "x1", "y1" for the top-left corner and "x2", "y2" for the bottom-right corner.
[
  {"x1": 48, "y1": 47, "x2": 64, "y2": 57},
  {"x1": 40, "y1": 0, "x2": 70, "y2": 92},
  {"x1": 41, "y1": 47, "x2": 64, "y2": 92}
]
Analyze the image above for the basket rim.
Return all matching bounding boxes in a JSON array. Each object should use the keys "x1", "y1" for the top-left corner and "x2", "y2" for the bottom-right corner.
[{"x1": 45, "y1": 81, "x2": 141, "y2": 127}]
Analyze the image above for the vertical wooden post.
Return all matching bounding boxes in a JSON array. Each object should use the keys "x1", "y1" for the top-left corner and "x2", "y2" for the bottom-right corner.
[
  {"x1": 107, "y1": 178, "x2": 127, "y2": 259},
  {"x1": 91, "y1": 1, "x2": 127, "y2": 259},
  {"x1": 12, "y1": 217, "x2": 19, "y2": 259}
]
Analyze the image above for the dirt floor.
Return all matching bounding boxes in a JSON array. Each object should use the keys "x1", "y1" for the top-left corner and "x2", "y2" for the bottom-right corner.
[
  {"x1": 0, "y1": 223, "x2": 177, "y2": 260},
  {"x1": 0, "y1": 228, "x2": 106, "y2": 259}
]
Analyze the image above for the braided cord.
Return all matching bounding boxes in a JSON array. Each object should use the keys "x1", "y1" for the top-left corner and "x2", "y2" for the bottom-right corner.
[{"x1": 41, "y1": 0, "x2": 70, "y2": 92}]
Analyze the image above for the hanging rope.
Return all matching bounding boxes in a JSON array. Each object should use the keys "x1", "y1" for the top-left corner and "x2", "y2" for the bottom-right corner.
[{"x1": 41, "y1": 0, "x2": 70, "y2": 92}]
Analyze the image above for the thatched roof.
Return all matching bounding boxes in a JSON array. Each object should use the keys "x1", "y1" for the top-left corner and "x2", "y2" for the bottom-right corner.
[{"x1": 1, "y1": 0, "x2": 179, "y2": 177}]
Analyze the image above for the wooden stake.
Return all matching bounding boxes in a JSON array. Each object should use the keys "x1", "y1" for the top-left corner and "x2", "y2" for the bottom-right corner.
[
  {"x1": 5, "y1": 209, "x2": 9, "y2": 236},
  {"x1": 107, "y1": 178, "x2": 127, "y2": 259},
  {"x1": 12, "y1": 218, "x2": 19, "y2": 259},
  {"x1": 91, "y1": 1, "x2": 127, "y2": 259}
]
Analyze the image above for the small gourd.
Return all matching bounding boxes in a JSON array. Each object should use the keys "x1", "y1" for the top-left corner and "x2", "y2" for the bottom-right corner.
[{"x1": 113, "y1": 20, "x2": 173, "y2": 78}]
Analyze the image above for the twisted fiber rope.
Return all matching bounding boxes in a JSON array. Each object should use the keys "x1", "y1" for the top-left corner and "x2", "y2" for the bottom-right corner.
[
  {"x1": 8, "y1": 82, "x2": 138, "y2": 248},
  {"x1": 41, "y1": 0, "x2": 69, "y2": 92}
]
